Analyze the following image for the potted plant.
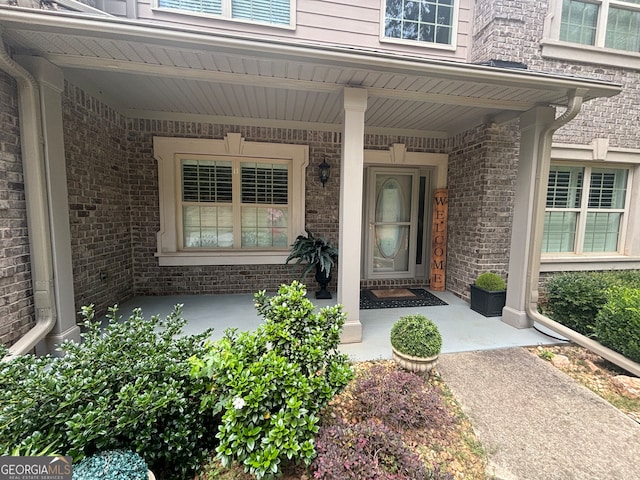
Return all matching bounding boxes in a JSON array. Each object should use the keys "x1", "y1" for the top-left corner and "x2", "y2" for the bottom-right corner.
[
  {"x1": 390, "y1": 314, "x2": 442, "y2": 376},
  {"x1": 470, "y1": 271, "x2": 507, "y2": 317},
  {"x1": 285, "y1": 229, "x2": 338, "y2": 299}
]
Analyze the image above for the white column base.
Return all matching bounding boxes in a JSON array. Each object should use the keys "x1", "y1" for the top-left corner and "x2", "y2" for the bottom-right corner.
[
  {"x1": 340, "y1": 320, "x2": 363, "y2": 344},
  {"x1": 501, "y1": 306, "x2": 533, "y2": 329}
]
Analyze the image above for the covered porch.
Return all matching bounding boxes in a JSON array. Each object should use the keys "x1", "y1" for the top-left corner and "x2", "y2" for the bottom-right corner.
[
  {"x1": 110, "y1": 289, "x2": 564, "y2": 362},
  {"x1": 0, "y1": 7, "x2": 621, "y2": 356}
]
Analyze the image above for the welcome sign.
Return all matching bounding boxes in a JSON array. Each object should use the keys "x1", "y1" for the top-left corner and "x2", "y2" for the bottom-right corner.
[{"x1": 430, "y1": 189, "x2": 448, "y2": 291}]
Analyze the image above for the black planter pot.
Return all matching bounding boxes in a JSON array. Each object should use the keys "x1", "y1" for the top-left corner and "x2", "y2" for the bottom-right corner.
[
  {"x1": 470, "y1": 284, "x2": 506, "y2": 317},
  {"x1": 315, "y1": 265, "x2": 332, "y2": 299}
]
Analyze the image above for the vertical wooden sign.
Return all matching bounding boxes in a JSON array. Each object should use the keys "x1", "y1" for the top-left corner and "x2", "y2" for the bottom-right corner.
[{"x1": 430, "y1": 189, "x2": 448, "y2": 291}]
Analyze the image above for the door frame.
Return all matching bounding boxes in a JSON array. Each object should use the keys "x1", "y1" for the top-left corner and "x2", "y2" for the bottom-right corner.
[{"x1": 362, "y1": 145, "x2": 448, "y2": 282}]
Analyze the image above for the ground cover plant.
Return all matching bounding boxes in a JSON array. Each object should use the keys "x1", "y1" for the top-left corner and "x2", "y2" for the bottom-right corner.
[{"x1": 0, "y1": 305, "x2": 216, "y2": 480}]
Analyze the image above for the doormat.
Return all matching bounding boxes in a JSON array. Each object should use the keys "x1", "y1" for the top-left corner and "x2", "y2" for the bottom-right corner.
[{"x1": 360, "y1": 288, "x2": 447, "y2": 309}]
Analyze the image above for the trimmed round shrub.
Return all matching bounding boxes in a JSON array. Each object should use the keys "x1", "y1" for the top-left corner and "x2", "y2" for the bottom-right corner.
[
  {"x1": 595, "y1": 286, "x2": 640, "y2": 363},
  {"x1": 475, "y1": 272, "x2": 506, "y2": 291},
  {"x1": 73, "y1": 450, "x2": 148, "y2": 480},
  {"x1": 390, "y1": 314, "x2": 442, "y2": 357}
]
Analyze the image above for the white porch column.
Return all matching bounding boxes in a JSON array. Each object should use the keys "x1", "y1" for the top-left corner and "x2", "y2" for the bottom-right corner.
[
  {"x1": 338, "y1": 87, "x2": 367, "y2": 343},
  {"x1": 502, "y1": 106, "x2": 556, "y2": 328},
  {"x1": 19, "y1": 57, "x2": 81, "y2": 353}
]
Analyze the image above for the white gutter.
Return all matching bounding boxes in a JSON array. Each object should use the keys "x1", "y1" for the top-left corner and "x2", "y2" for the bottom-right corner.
[
  {"x1": 526, "y1": 89, "x2": 640, "y2": 377},
  {"x1": 0, "y1": 33, "x2": 57, "y2": 360}
]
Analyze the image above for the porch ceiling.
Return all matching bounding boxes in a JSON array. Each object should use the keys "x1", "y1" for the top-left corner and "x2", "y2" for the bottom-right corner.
[{"x1": 0, "y1": 8, "x2": 622, "y2": 136}]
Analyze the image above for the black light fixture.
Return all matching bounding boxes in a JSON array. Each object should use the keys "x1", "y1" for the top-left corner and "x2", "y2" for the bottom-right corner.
[{"x1": 318, "y1": 155, "x2": 331, "y2": 188}]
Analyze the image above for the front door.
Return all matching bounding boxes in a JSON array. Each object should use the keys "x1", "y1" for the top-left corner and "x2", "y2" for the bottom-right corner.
[{"x1": 364, "y1": 168, "x2": 420, "y2": 279}]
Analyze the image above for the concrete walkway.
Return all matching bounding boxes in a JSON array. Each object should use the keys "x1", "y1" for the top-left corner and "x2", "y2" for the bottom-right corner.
[{"x1": 438, "y1": 348, "x2": 640, "y2": 480}]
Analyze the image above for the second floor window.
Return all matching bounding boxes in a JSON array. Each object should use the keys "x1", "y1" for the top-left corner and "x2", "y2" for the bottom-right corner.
[
  {"x1": 543, "y1": 165, "x2": 629, "y2": 254},
  {"x1": 383, "y1": 0, "x2": 456, "y2": 46},
  {"x1": 560, "y1": 0, "x2": 640, "y2": 53},
  {"x1": 157, "y1": 0, "x2": 291, "y2": 26}
]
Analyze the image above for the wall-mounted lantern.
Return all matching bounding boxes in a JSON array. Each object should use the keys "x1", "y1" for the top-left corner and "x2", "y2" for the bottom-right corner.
[{"x1": 318, "y1": 155, "x2": 331, "y2": 188}]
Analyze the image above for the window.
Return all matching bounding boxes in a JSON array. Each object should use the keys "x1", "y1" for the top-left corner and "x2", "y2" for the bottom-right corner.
[
  {"x1": 382, "y1": 0, "x2": 456, "y2": 46},
  {"x1": 181, "y1": 158, "x2": 289, "y2": 249},
  {"x1": 560, "y1": 0, "x2": 640, "y2": 53},
  {"x1": 156, "y1": 0, "x2": 292, "y2": 26},
  {"x1": 154, "y1": 135, "x2": 308, "y2": 266},
  {"x1": 543, "y1": 165, "x2": 629, "y2": 254}
]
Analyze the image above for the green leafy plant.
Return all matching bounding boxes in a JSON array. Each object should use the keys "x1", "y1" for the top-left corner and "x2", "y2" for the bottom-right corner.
[
  {"x1": 285, "y1": 229, "x2": 338, "y2": 277},
  {"x1": 390, "y1": 314, "x2": 442, "y2": 358},
  {"x1": 543, "y1": 271, "x2": 640, "y2": 337},
  {"x1": 474, "y1": 272, "x2": 506, "y2": 291},
  {"x1": 190, "y1": 281, "x2": 353, "y2": 480},
  {"x1": 595, "y1": 286, "x2": 640, "y2": 363},
  {"x1": 73, "y1": 450, "x2": 149, "y2": 480},
  {"x1": 0, "y1": 305, "x2": 216, "y2": 480}
]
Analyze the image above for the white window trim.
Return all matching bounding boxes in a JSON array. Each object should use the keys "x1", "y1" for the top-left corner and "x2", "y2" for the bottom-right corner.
[
  {"x1": 378, "y1": 0, "x2": 459, "y2": 51},
  {"x1": 541, "y1": 0, "x2": 640, "y2": 69},
  {"x1": 541, "y1": 139, "x2": 640, "y2": 271},
  {"x1": 152, "y1": 0, "x2": 297, "y2": 30},
  {"x1": 154, "y1": 134, "x2": 308, "y2": 266}
]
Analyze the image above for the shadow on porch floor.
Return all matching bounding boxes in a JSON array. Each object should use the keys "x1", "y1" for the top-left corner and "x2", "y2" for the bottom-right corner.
[{"x1": 113, "y1": 289, "x2": 566, "y2": 362}]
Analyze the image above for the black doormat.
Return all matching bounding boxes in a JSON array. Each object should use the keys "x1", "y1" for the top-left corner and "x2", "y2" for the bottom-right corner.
[{"x1": 360, "y1": 288, "x2": 448, "y2": 309}]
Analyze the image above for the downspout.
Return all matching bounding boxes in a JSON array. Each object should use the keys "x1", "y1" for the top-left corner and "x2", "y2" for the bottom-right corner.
[
  {"x1": 525, "y1": 89, "x2": 640, "y2": 377},
  {"x1": 0, "y1": 34, "x2": 57, "y2": 360}
]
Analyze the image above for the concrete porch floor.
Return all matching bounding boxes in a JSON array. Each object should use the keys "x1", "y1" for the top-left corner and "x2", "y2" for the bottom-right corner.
[{"x1": 114, "y1": 289, "x2": 566, "y2": 362}]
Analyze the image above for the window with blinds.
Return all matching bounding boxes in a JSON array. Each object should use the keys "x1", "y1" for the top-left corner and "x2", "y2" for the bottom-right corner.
[
  {"x1": 157, "y1": 0, "x2": 291, "y2": 26},
  {"x1": 543, "y1": 165, "x2": 628, "y2": 254},
  {"x1": 181, "y1": 158, "x2": 290, "y2": 249}
]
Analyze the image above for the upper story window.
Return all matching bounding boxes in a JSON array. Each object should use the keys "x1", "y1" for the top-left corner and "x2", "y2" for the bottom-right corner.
[
  {"x1": 560, "y1": 0, "x2": 640, "y2": 53},
  {"x1": 382, "y1": 0, "x2": 457, "y2": 48},
  {"x1": 543, "y1": 164, "x2": 630, "y2": 254},
  {"x1": 156, "y1": 0, "x2": 292, "y2": 26}
]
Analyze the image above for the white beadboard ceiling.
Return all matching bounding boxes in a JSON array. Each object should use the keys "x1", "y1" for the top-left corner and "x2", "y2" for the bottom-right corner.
[{"x1": 0, "y1": 14, "x2": 621, "y2": 136}]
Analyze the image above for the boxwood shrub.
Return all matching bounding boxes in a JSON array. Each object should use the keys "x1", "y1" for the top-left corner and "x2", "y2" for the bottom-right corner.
[{"x1": 595, "y1": 286, "x2": 640, "y2": 363}]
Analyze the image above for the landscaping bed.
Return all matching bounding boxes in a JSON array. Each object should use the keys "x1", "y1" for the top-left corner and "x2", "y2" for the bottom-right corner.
[
  {"x1": 197, "y1": 360, "x2": 488, "y2": 480},
  {"x1": 529, "y1": 344, "x2": 640, "y2": 424}
]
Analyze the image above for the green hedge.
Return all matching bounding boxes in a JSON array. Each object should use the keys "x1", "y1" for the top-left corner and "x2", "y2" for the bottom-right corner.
[
  {"x1": 595, "y1": 286, "x2": 640, "y2": 363},
  {"x1": 543, "y1": 270, "x2": 640, "y2": 337}
]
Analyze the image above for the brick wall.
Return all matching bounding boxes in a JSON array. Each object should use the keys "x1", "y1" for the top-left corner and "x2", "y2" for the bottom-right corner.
[
  {"x1": 0, "y1": 71, "x2": 35, "y2": 348},
  {"x1": 128, "y1": 122, "x2": 343, "y2": 295},
  {"x1": 127, "y1": 122, "x2": 451, "y2": 296},
  {"x1": 471, "y1": 0, "x2": 640, "y2": 150},
  {"x1": 446, "y1": 122, "x2": 519, "y2": 299},
  {"x1": 63, "y1": 82, "x2": 134, "y2": 318}
]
